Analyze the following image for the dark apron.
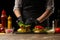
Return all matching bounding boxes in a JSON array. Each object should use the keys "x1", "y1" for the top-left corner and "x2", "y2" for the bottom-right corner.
[{"x1": 20, "y1": 0, "x2": 49, "y2": 27}]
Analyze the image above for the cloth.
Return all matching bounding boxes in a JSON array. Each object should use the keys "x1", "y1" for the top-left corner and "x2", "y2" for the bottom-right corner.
[{"x1": 13, "y1": 0, "x2": 54, "y2": 13}]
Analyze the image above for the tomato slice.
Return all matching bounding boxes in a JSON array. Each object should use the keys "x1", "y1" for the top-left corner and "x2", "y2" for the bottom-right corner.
[{"x1": 35, "y1": 25, "x2": 44, "y2": 29}]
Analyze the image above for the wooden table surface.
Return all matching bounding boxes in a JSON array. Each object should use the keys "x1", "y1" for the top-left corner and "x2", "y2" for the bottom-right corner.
[{"x1": 0, "y1": 33, "x2": 60, "y2": 40}]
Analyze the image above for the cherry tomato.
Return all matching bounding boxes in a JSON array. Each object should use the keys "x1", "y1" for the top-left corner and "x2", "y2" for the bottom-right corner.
[{"x1": 55, "y1": 28, "x2": 60, "y2": 33}]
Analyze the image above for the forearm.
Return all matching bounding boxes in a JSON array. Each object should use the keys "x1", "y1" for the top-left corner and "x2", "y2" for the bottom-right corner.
[
  {"x1": 13, "y1": 0, "x2": 22, "y2": 18},
  {"x1": 13, "y1": 9, "x2": 21, "y2": 18},
  {"x1": 37, "y1": 8, "x2": 52, "y2": 23},
  {"x1": 37, "y1": 0, "x2": 54, "y2": 23}
]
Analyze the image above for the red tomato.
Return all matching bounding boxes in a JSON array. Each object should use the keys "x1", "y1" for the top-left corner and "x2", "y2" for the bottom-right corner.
[
  {"x1": 55, "y1": 28, "x2": 60, "y2": 33},
  {"x1": 35, "y1": 25, "x2": 44, "y2": 29}
]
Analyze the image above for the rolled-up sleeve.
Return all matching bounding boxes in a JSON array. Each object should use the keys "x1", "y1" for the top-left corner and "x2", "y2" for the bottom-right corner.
[
  {"x1": 13, "y1": 0, "x2": 22, "y2": 11},
  {"x1": 46, "y1": 0, "x2": 54, "y2": 13}
]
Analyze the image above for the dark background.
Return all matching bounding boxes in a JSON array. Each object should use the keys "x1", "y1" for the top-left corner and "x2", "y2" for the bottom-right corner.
[
  {"x1": 0, "y1": 0, "x2": 60, "y2": 31},
  {"x1": 0, "y1": 0, "x2": 18, "y2": 31}
]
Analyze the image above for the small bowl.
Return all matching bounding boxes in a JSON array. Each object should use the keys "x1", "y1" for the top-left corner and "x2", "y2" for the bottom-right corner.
[{"x1": 5, "y1": 29, "x2": 14, "y2": 34}]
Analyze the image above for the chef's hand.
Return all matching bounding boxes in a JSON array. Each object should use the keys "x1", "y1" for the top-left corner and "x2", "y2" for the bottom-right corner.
[
  {"x1": 16, "y1": 16, "x2": 23, "y2": 24},
  {"x1": 25, "y1": 18, "x2": 40, "y2": 25}
]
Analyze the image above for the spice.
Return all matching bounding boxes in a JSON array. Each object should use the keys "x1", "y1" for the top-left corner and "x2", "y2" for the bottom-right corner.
[
  {"x1": 8, "y1": 15, "x2": 12, "y2": 29},
  {"x1": 1, "y1": 9, "x2": 7, "y2": 28}
]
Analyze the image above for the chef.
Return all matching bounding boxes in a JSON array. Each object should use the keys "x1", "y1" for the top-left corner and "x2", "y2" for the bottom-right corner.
[{"x1": 13, "y1": 0, "x2": 54, "y2": 29}]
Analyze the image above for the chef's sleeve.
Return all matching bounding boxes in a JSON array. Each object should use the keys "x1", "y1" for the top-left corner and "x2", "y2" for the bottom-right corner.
[
  {"x1": 46, "y1": 0, "x2": 54, "y2": 13},
  {"x1": 13, "y1": 0, "x2": 22, "y2": 11}
]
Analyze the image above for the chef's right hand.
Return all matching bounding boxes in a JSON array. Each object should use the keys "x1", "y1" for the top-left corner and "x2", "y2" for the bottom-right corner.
[
  {"x1": 16, "y1": 16, "x2": 23, "y2": 24},
  {"x1": 25, "y1": 18, "x2": 35, "y2": 25}
]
